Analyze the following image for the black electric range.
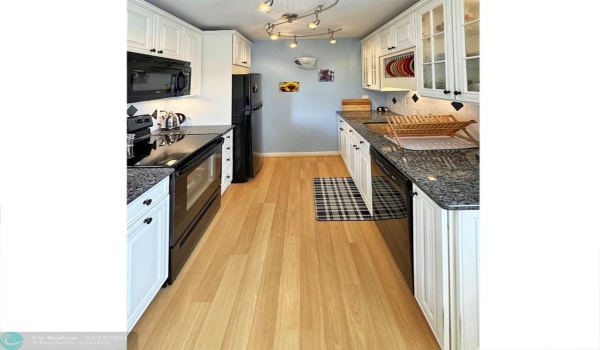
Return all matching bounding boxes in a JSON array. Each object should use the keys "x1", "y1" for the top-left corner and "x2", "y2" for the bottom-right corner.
[
  {"x1": 127, "y1": 114, "x2": 224, "y2": 284},
  {"x1": 126, "y1": 114, "x2": 222, "y2": 168},
  {"x1": 127, "y1": 132, "x2": 221, "y2": 167}
]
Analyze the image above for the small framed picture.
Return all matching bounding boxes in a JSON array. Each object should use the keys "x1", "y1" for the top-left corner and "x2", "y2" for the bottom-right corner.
[
  {"x1": 279, "y1": 81, "x2": 299, "y2": 92},
  {"x1": 318, "y1": 69, "x2": 334, "y2": 82}
]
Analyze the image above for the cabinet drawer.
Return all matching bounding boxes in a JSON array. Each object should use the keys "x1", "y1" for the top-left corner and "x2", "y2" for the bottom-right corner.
[
  {"x1": 127, "y1": 176, "x2": 170, "y2": 227},
  {"x1": 222, "y1": 151, "x2": 233, "y2": 169},
  {"x1": 222, "y1": 130, "x2": 233, "y2": 146},
  {"x1": 221, "y1": 164, "x2": 233, "y2": 194}
]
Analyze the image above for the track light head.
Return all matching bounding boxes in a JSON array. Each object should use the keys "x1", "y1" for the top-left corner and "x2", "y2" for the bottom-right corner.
[
  {"x1": 308, "y1": 11, "x2": 320, "y2": 29},
  {"x1": 257, "y1": 0, "x2": 274, "y2": 13}
]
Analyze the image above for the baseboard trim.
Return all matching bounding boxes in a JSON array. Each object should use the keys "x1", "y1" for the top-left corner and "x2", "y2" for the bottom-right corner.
[{"x1": 259, "y1": 151, "x2": 340, "y2": 157}]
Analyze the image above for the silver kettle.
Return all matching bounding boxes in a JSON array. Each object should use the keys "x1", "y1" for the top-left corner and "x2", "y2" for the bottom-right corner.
[{"x1": 157, "y1": 111, "x2": 187, "y2": 130}]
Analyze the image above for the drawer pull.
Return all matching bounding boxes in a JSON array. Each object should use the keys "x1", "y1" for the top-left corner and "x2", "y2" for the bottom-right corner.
[
  {"x1": 144, "y1": 217, "x2": 153, "y2": 225},
  {"x1": 226, "y1": 175, "x2": 231, "y2": 179},
  {"x1": 226, "y1": 147, "x2": 231, "y2": 150},
  {"x1": 226, "y1": 158, "x2": 231, "y2": 161},
  {"x1": 143, "y1": 199, "x2": 152, "y2": 206}
]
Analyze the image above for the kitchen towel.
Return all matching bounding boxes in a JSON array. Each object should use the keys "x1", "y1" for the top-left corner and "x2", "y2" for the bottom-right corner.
[{"x1": 312, "y1": 177, "x2": 407, "y2": 221}]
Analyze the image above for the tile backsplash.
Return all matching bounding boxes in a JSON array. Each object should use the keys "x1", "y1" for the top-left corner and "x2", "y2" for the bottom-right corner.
[
  {"x1": 126, "y1": 97, "x2": 208, "y2": 132},
  {"x1": 386, "y1": 91, "x2": 480, "y2": 142}
]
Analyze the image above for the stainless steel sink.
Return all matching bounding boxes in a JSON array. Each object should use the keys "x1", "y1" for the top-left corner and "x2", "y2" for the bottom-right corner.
[{"x1": 362, "y1": 122, "x2": 389, "y2": 135}]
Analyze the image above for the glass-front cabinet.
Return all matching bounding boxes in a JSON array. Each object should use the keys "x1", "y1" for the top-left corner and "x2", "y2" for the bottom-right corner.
[
  {"x1": 416, "y1": 0, "x2": 479, "y2": 103},
  {"x1": 361, "y1": 36, "x2": 380, "y2": 90}
]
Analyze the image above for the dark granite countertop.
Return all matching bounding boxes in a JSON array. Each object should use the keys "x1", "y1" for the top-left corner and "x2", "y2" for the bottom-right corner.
[
  {"x1": 337, "y1": 111, "x2": 479, "y2": 210},
  {"x1": 127, "y1": 125, "x2": 234, "y2": 204},
  {"x1": 127, "y1": 168, "x2": 174, "y2": 204}
]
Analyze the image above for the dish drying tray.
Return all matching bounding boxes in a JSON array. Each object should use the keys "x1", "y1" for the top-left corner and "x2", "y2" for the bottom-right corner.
[{"x1": 385, "y1": 115, "x2": 479, "y2": 148}]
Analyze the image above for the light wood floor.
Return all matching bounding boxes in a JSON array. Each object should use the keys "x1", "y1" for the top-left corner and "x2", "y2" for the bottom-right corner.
[{"x1": 128, "y1": 156, "x2": 439, "y2": 350}]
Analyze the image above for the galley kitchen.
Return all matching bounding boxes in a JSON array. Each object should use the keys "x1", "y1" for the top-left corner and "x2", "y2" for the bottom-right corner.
[{"x1": 125, "y1": 0, "x2": 480, "y2": 349}]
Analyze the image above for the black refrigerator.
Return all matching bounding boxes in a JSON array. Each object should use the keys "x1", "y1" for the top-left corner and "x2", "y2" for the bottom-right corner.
[{"x1": 232, "y1": 73, "x2": 263, "y2": 183}]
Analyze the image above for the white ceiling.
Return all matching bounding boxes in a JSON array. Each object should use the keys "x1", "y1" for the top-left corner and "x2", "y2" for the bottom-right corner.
[{"x1": 144, "y1": 0, "x2": 420, "y2": 42}]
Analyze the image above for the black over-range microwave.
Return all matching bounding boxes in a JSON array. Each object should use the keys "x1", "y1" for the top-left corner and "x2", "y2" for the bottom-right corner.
[{"x1": 127, "y1": 52, "x2": 191, "y2": 103}]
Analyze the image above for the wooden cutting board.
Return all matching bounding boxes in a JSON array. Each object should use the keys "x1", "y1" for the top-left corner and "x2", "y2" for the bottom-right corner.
[{"x1": 342, "y1": 99, "x2": 371, "y2": 111}]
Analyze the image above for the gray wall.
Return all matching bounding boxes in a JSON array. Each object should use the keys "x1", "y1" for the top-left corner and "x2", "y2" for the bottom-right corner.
[{"x1": 251, "y1": 38, "x2": 386, "y2": 154}]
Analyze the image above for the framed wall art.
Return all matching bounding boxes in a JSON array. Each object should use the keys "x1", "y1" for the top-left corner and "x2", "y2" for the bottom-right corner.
[
  {"x1": 279, "y1": 81, "x2": 300, "y2": 92},
  {"x1": 318, "y1": 69, "x2": 334, "y2": 82}
]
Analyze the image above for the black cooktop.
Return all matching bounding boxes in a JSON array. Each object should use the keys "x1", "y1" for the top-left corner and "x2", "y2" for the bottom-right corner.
[{"x1": 127, "y1": 133, "x2": 220, "y2": 167}]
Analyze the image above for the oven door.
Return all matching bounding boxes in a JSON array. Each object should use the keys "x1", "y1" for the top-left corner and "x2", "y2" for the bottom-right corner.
[
  {"x1": 370, "y1": 146, "x2": 414, "y2": 293},
  {"x1": 171, "y1": 137, "x2": 223, "y2": 246}
]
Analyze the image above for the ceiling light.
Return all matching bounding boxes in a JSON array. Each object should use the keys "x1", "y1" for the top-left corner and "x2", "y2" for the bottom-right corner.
[
  {"x1": 262, "y1": 1, "x2": 341, "y2": 41},
  {"x1": 257, "y1": 0, "x2": 274, "y2": 13},
  {"x1": 329, "y1": 30, "x2": 336, "y2": 44},
  {"x1": 308, "y1": 11, "x2": 320, "y2": 29}
]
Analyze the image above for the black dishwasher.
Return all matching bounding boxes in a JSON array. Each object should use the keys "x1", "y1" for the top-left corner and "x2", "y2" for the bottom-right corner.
[{"x1": 370, "y1": 146, "x2": 414, "y2": 293}]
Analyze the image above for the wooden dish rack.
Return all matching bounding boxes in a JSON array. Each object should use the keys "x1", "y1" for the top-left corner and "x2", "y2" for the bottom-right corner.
[{"x1": 385, "y1": 114, "x2": 479, "y2": 148}]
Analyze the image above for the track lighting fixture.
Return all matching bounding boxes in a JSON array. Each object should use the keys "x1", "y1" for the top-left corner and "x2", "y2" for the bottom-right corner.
[
  {"x1": 308, "y1": 11, "x2": 320, "y2": 29},
  {"x1": 260, "y1": 0, "x2": 341, "y2": 43},
  {"x1": 329, "y1": 31, "x2": 336, "y2": 44},
  {"x1": 257, "y1": 0, "x2": 274, "y2": 13}
]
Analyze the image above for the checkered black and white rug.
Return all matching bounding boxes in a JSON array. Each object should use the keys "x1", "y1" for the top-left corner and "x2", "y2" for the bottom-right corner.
[{"x1": 312, "y1": 177, "x2": 407, "y2": 221}]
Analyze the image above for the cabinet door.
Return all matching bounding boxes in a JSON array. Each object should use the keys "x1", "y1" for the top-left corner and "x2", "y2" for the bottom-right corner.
[
  {"x1": 378, "y1": 28, "x2": 393, "y2": 55},
  {"x1": 367, "y1": 38, "x2": 380, "y2": 90},
  {"x1": 361, "y1": 42, "x2": 370, "y2": 88},
  {"x1": 345, "y1": 130, "x2": 358, "y2": 178},
  {"x1": 155, "y1": 15, "x2": 183, "y2": 60},
  {"x1": 338, "y1": 118, "x2": 347, "y2": 162},
  {"x1": 416, "y1": 0, "x2": 455, "y2": 100},
  {"x1": 127, "y1": 195, "x2": 169, "y2": 332},
  {"x1": 392, "y1": 14, "x2": 416, "y2": 52},
  {"x1": 450, "y1": 210, "x2": 480, "y2": 350},
  {"x1": 413, "y1": 185, "x2": 450, "y2": 349},
  {"x1": 452, "y1": 0, "x2": 480, "y2": 103},
  {"x1": 357, "y1": 145, "x2": 372, "y2": 215},
  {"x1": 361, "y1": 38, "x2": 380, "y2": 90},
  {"x1": 233, "y1": 35, "x2": 251, "y2": 67},
  {"x1": 242, "y1": 41, "x2": 251, "y2": 67},
  {"x1": 183, "y1": 28, "x2": 202, "y2": 96},
  {"x1": 127, "y1": 1, "x2": 156, "y2": 55}
]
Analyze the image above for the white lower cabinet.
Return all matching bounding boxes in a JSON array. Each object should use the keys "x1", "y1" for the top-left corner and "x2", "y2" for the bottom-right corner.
[
  {"x1": 127, "y1": 177, "x2": 170, "y2": 332},
  {"x1": 337, "y1": 117, "x2": 372, "y2": 214},
  {"x1": 221, "y1": 130, "x2": 234, "y2": 194},
  {"x1": 412, "y1": 184, "x2": 479, "y2": 350},
  {"x1": 450, "y1": 210, "x2": 480, "y2": 350}
]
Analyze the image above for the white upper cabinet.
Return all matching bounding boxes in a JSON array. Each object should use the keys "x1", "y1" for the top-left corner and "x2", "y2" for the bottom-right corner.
[
  {"x1": 361, "y1": 37, "x2": 380, "y2": 90},
  {"x1": 415, "y1": 0, "x2": 479, "y2": 103},
  {"x1": 182, "y1": 28, "x2": 202, "y2": 96},
  {"x1": 232, "y1": 33, "x2": 252, "y2": 68},
  {"x1": 127, "y1": 0, "x2": 184, "y2": 60},
  {"x1": 379, "y1": 13, "x2": 416, "y2": 56}
]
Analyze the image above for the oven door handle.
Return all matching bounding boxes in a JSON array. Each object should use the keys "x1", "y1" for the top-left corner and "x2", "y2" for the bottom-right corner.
[{"x1": 175, "y1": 138, "x2": 224, "y2": 176}]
